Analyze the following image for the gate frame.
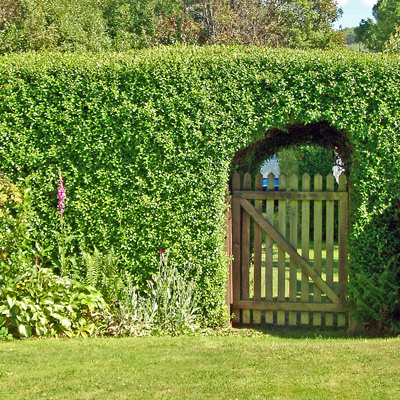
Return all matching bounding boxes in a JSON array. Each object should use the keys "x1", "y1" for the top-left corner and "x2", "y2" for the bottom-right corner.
[{"x1": 226, "y1": 171, "x2": 349, "y2": 327}]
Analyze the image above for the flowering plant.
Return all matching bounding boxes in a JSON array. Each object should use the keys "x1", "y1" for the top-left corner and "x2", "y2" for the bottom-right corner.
[
  {"x1": 55, "y1": 170, "x2": 75, "y2": 277},
  {"x1": 57, "y1": 171, "x2": 66, "y2": 215}
]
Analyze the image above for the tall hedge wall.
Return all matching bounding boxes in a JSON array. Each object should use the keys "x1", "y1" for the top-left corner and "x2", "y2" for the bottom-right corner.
[{"x1": 1, "y1": 47, "x2": 399, "y2": 329}]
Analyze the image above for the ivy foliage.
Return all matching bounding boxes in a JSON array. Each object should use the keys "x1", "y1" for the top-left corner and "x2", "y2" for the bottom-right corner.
[{"x1": 0, "y1": 47, "x2": 399, "y2": 330}]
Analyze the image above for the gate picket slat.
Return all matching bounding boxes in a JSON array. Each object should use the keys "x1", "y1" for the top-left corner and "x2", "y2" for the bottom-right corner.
[
  {"x1": 265, "y1": 173, "x2": 275, "y2": 324},
  {"x1": 338, "y1": 174, "x2": 348, "y2": 327},
  {"x1": 289, "y1": 174, "x2": 299, "y2": 325},
  {"x1": 232, "y1": 172, "x2": 241, "y2": 323},
  {"x1": 301, "y1": 174, "x2": 310, "y2": 325},
  {"x1": 313, "y1": 174, "x2": 323, "y2": 326},
  {"x1": 242, "y1": 172, "x2": 251, "y2": 324},
  {"x1": 277, "y1": 174, "x2": 287, "y2": 325},
  {"x1": 253, "y1": 173, "x2": 263, "y2": 324},
  {"x1": 326, "y1": 174, "x2": 335, "y2": 327}
]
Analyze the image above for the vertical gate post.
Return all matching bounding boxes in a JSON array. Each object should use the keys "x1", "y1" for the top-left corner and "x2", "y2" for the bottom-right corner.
[
  {"x1": 338, "y1": 174, "x2": 348, "y2": 327},
  {"x1": 224, "y1": 185, "x2": 233, "y2": 326},
  {"x1": 241, "y1": 172, "x2": 252, "y2": 324},
  {"x1": 232, "y1": 172, "x2": 241, "y2": 323},
  {"x1": 277, "y1": 174, "x2": 287, "y2": 325},
  {"x1": 265, "y1": 173, "x2": 275, "y2": 324},
  {"x1": 313, "y1": 174, "x2": 323, "y2": 326},
  {"x1": 289, "y1": 174, "x2": 299, "y2": 325},
  {"x1": 325, "y1": 173, "x2": 335, "y2": 327}
]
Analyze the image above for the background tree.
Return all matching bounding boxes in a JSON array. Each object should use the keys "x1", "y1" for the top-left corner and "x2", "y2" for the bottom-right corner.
[
  {"x1": 373, "y1": 0, "x2": 400, "y2": 47},
  {"x1": 355, "y1": 0, "x2": 400, "y2": 51},
  {"x1": 280, "y1": 0, "x2": 343, "y2": 48},
  {"x1": 191, "y1": 0, "x2": 343, "y2": 48},
  {"x1": 0, "y1": 0, "x2": 112, "y2": 52},
  {"x1": 384, "y1": 24, "x2": 400, "y2": 53},
  {"x1": 0, "y1": 0, "x2": 22, "y2": 30},
  {"x1": 102, "y1": 0, "x2": 156, "y2": 50},
  {"x1": 354, "y1": 18, "x2": 378, "y2": 50},
  {"x1": 0, "y1": 0, "x2": 344, "y2": 53},
  {"x1": 278, "y1": 145, "x2": 336, "y2": 181}
]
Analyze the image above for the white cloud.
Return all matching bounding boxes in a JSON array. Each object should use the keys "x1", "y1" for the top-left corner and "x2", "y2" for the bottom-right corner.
[{"x1": 336, "y1": 0, "x2": 349, "y2": 5}]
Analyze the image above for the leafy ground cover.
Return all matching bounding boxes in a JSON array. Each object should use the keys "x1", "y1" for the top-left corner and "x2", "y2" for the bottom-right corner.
[{"x1": 0, "y1": 329, "x2": 399, "y2": 400}]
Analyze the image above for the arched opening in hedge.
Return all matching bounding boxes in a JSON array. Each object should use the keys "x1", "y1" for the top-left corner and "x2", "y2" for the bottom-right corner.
[
  {"x1": 231, "y1": 121, "x2": 353, "y2": 177},
  {"x1": 227, "y1": 121, "x2": 354, "y2": 326}
]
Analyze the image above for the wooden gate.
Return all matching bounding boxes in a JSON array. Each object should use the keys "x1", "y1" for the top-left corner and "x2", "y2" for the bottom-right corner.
[{"x1": 228, "y1": 171, "x2": 348, "y2": 327}]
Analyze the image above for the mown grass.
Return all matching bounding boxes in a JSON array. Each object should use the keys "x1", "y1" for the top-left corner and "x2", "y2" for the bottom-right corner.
[{"x1": 1, "y1": 329, "x2": 399, "y2": 400}]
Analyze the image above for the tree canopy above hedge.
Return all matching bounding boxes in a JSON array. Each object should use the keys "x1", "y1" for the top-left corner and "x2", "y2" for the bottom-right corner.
[
  {"x1": 0, "y1": 46, "x2": 399, "y2": 330},
  {"x1": 0, "y1": 0, "x2": 344, "y2": 53}
]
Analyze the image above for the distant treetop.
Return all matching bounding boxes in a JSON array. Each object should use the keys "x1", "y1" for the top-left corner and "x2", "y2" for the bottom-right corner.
[
  {"x1": 355, "y1": 0, "x2": 400, "y2": 52},
  {"x1": 0, "y1": 0, "x2": 344, "y2": 54}
]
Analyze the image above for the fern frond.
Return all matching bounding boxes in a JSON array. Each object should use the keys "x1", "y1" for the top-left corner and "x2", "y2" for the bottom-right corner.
[{"x1": 83, "y1": 247, "x2": 101, "y2": 288}]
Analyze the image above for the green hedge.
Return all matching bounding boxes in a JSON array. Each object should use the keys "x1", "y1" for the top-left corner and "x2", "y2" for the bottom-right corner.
[{"x1": 0, "y1": 46, "x2": 399, "y2": 329}]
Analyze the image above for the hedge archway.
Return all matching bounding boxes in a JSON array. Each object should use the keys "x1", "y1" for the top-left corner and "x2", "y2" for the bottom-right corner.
[{"x1": 231, "y1": 121, "x2": 352, "y2": 175}]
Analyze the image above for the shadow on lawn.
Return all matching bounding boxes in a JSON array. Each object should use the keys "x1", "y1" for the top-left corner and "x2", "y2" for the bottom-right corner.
[{"x1": 230, "y1": 323, "x2": 370, "y2": 340}]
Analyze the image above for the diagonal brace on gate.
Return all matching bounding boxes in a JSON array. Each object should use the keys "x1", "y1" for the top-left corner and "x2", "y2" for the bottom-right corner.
[{"x1": 239, "y1": 198, "x2": 340, "y2": 304}]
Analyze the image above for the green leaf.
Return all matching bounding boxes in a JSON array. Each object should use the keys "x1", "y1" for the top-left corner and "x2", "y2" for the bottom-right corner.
[
  {"x1": 66, "y1": 305, "x2": 74, "y2": 313},
  {"x1": 18, "y1": 324, "x2": 31, "y2": 338},
  {"x1": 7, "y1": 298, "x2": 14, "y2": 308},
  {"x1": 64, "y1": 235, "x2": 75, "y2": 244},
  {"x1": 35, "y1": 325, "x2": 48, "y2": 336},
  {"x1": 60, "y1": 318, "x2": 71, "y2": 329},
  {"x1": 50, "y1": 313, "x2": 64, "y2": 321}
]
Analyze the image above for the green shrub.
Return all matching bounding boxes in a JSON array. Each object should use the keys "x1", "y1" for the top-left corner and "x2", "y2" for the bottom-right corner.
[
  {"x1": 0, "y1": 47, "x2": 399, "y2": 330},
  {"x1": 0, "y1": 175, "x2": 108, "y2": 338},
  {"x1": 350, "y1": 255, "x2": 400, "y2": 335},
  {"x1": 384, "y1": 25, "x2": 400, "y2": 54},
  {"x1": 0, "y1": 326, "x2": 13, "y2": 341},
  {"x1": 0, "y1": 267, "x2": 106, "y2": 338},
  {"x1": 0, "y1": 175, "x2": 39, "y2": 276},
  {"x1": 106, "y1": 250, "x2": 202, "y2": 336},
  {"x1": 0, "y1": 172, "x2": 22, "y2": 261}
]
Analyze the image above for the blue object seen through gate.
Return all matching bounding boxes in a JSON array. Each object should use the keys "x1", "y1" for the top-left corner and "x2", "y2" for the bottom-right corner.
[{"x1": 262, "y1": 177, "x2": 279, "y2": 191}]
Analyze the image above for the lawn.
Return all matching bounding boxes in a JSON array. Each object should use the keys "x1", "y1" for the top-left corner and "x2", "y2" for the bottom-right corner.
[{"x1": 1, "y1": 329, "x2": 399, "y2": 400}]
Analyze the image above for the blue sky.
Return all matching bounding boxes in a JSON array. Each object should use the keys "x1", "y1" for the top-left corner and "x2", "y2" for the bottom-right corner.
[{"x1": 334, "y1": 0, "x2": 377, "y2": 29}]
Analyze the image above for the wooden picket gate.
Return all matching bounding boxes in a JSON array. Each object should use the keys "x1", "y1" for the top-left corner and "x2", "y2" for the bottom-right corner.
[{"x1": 227, "y1": 171, "x2": 348, "y2": 327}]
